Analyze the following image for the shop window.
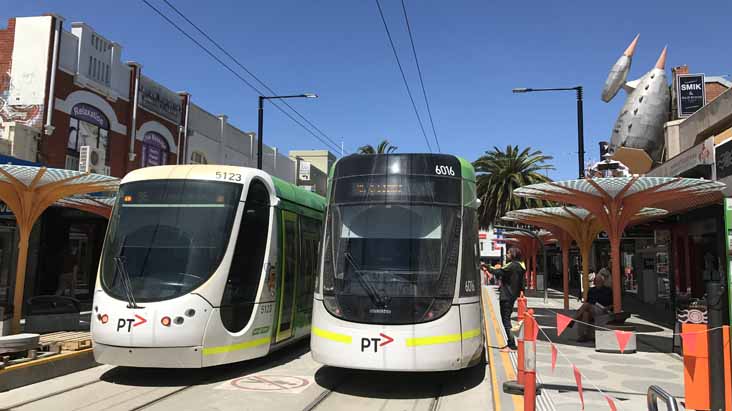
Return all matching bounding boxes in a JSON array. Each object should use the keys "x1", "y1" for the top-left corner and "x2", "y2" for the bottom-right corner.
[
  {"x1": 141, "y1": 132, "x2": 170, "y2": 167},
  {"x1": 67, "y1": 103, "x2": 111, "y2": 171},
  {"x1": 190, "y1": 151, "x2": 208, "y2": 165},
  {"x1": 220, "y1": 179, "x2": 270, "y2": 332}
]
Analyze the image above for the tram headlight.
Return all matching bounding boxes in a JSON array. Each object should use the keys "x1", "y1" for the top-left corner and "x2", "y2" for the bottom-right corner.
[
  {"x1": 161, "y1": 316, "x2": 172, "y2": 327},
  {"x1": 100, "y1": 314, "x2": 108, "y2": 324},
  {"x1": 323, "y1": 296, "x2": 342, "y2": 316},
  {"x1": 421, "y1": 299, "x2": 452, "y2": 321}
]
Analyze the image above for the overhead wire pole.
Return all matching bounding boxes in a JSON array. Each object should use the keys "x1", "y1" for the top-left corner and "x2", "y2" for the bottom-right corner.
[
  {"x1": 140, "y1": 0, "x2": 342, "y2": 154},
  {"x1": 400, "y1": 0, "x2": 440, "y2": 153},
  {"x1": 374, "y1": 0, "x2": 432, "y2": 153},
  {"x1": 158, "y1": 0, "x2": 347, "y2": 154}
]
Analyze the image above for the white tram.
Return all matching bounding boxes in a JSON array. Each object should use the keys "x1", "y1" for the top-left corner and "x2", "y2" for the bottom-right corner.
[
  {"x1": 311, "y1": 154, "x2": 484, "y2": 371},
  {"x1": 91, "y1": 165, "x2": 325, "y2": 368}
]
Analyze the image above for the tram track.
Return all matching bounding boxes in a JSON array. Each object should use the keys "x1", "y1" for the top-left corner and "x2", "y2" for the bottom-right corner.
[
  {"x1": 301, "y1": 375, "x2": 444, "y2": 411},
  {"x1": 1, "y1": 380, "x2": 105, "y2": 411}
]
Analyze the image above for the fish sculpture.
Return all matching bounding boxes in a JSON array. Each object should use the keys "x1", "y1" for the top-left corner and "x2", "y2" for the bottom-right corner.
[{"x1": 602, "y1": 34, "x2": 670, "y2": 167}]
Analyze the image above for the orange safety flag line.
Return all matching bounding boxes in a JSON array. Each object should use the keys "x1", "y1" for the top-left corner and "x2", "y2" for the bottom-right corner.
[
  {"x1": 557, "y1": 313, "x2": 572, "y2": 336},
  {"x1": 615, "y1": 330, "x2": 632, "y2": 353},
  {"x1": 532, "y1": 317, "x2": 540, "y2": 341},
  {"x1": 605, "y1": 395, "x2": 617, "y2": 411},
  {"x1": 551, "y1": 344, "x2": 558, "y2": 373},
  {"x1": 573, "y1": 365, "x2": 585, "y2": 409}
]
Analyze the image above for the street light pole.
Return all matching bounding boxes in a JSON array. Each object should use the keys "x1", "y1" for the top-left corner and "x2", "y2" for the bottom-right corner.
[
  {"x1": 512, "y1": 86, "x2": 585, "y2": 179},
  {"x1": 256, "y1": 93, "x2": 318, "y2": 170},
  {"x1": 576, "y1": 87, "x2": 585, "y2": 178},
  {"x1": 257, "y1": 96, "x2": 264, "y2": 170}
]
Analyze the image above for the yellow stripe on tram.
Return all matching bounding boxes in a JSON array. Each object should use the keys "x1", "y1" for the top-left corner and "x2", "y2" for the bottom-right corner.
[
  {"x1": 202, "y1": 337, "x2": 270, "y2": 356},
  {"x1": 406, "y1": 328, "x2": 481, "y2": 347},
  {"x1": 312, "y1": 326, "x2": 352, "y2": 344}
]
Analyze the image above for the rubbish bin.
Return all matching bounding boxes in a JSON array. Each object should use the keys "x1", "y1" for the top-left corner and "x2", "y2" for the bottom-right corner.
[
  {"x1": 682, "y1": 323, "x2": 709, "y2": 411},
  {"x1": 24, "y1": 295, "x2": 81, "y2": 333}
]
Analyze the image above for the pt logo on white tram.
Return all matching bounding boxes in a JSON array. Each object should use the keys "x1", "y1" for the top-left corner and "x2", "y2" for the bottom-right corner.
[
  {"x1": 360, "y1": 333, "x2": 394, "y2": 352},
  {"x1": 116, "y1": 314, "x2": 147, "y2": 332}
]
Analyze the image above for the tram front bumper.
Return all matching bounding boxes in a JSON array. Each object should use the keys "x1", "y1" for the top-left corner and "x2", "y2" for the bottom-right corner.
[
  {"x1": 310, "y1": 301, "x2": 473, "y2": 372},
  {"x1": 93, "y1": 342, "x2": 203, "y2": 368}
]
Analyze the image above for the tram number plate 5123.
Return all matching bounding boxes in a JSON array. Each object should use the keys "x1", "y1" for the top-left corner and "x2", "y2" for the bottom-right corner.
[{"x1": 215, "y1": 171, "x2": 242, "y2": 182}]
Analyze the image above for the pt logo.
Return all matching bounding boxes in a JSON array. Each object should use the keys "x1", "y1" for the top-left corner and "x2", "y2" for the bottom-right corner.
[
  {"x1": 360, "y1": 333, "x2": 394, "y2": 352},
  {"x1": 116, "y1": 314, "x2": 147, "y2": 332}
]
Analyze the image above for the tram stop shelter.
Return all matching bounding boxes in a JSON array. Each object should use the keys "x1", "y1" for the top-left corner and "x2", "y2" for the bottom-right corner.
[
  {"x1": 56, "y1": 195, "x2": 116, "y2": 218},
  {"x1": 503, "y1": 206, "x2": 666, "y2": 309},
  {"x1": 0, "y1": 165, "x2": 118, "y2": 333},
  {"x1": 514, "y1": 177, "x2": 725, "y2": 313}
]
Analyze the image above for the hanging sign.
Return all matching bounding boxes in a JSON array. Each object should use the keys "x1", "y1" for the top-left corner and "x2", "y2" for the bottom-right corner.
[
  {"x1": 78, "y1": 145, "x2": 91, "y2": 173},
  {"x1": 71, "y1": 103, "x2": 109, "y2": 129},
  {"x1": 677, "y1": 74, "x2": 705, "y2": 117}
]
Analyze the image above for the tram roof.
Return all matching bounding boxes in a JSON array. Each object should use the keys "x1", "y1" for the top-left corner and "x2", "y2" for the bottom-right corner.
[
  {"x1": 271, "y1": 176, "x2": 326, "y2": 212},
  {"x1": 328, "y1": 154, "x2": 475, "y2": 182}
]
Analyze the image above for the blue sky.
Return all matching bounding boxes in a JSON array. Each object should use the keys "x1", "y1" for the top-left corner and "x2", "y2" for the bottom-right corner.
[{"x1": 5, "y1": 1, "x2": 732, "y2": 180}]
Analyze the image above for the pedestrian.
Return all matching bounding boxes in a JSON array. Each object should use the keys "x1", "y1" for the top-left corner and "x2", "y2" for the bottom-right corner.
[
  {"x1": 480, "y1": 263, "x2": 492, "y2": 286},
  {"x1": 487, "y1": 247, "x2": 525, "y2": 351},
  {"x1": 588, "y1": 267, "x2": 596, "y2": 288}
]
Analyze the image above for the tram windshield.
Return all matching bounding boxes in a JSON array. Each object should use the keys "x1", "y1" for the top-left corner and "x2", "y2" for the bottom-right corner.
[
  {"x1": 100, "y1": 179, "x2": 241, "y2": 303},
  {"x1": 322, "y1": 173, "x2": 462, "y2": 324}
]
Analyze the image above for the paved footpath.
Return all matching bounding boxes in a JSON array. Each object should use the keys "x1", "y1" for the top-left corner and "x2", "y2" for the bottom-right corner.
[{"x1": 514, "y1": 288, "x2": 686, "y2": 411}]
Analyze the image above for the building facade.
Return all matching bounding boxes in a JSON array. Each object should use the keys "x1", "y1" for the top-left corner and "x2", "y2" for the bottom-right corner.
[{"x1": 0, "y1": 14, "x2": 333, "y2": 323}]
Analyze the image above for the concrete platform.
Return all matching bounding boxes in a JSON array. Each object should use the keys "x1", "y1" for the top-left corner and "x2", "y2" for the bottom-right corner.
[{"x1": 0, "y1": 348, "x2": 97, "y2": 392}]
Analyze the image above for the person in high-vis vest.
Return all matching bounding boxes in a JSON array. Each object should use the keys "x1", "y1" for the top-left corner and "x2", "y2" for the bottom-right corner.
[{"x1": 487, "y1": 247, "x2": 526, "y2": 350}]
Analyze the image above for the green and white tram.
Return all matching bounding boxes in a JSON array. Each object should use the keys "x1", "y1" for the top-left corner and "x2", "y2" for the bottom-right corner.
[
  {"x1": 91, "y1": 165, "x2": 325, "y2": 368},
  {"x1": 311, "y1": 153, "x2": 484, "y2": 371}
]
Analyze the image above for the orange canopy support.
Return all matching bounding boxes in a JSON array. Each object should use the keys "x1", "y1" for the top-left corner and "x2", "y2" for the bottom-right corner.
[
  {"x1": 515, "y1": 177, "x2": 725, "y2": 313},
  {"x1": 0, "y1": 166, "x2": 118, "y2": 333}
]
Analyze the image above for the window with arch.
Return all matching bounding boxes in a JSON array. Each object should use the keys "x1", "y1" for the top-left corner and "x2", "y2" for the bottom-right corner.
[
  {"x1": 67, "y1": 103, "x2": 110, "y2": 171},
  {"x1": 141, "y1": 131, "x2": 170, "y2": 167}
]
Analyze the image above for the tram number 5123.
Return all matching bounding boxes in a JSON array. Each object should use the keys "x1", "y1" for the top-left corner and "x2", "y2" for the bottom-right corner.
[
  {"x1": 215, "y1": 171, "x2": 242, "y2": 182},
  {"x1": 434, "y1": 165, "x2": 455, "y2": 176}
]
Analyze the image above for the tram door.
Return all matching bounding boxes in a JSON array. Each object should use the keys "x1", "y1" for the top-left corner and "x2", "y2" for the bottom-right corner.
[{"x1": 276, "y1": 211, "x2": 299, "y2": 342}]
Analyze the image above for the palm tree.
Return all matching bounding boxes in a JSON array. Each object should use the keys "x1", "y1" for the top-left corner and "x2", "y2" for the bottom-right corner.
[
  {"x1": 357, "y1": 139, "x2": 398, "y2": 154},
  {"x1": 473, "y1": 145, "x2": 554, "y2": 227}
]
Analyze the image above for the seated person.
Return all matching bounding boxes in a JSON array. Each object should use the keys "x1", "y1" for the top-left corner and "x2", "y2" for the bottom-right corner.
[{"x1": 569, "y1": 272, "x2": 612, "y2": 342}]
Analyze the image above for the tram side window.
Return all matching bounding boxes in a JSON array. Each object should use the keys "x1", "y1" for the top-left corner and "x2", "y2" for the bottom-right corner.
[
  {"x1": 459, "y1": 209, "x2": 480, "y2": 297},
  {"x1": 297, "y1": 217, "x2": 321, "y2": 313},
  {"x1": 220, "y1": 180, "x2": 271, "y2": 333}
]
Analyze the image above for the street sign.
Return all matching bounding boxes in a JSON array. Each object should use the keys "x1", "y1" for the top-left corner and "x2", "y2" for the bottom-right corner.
[
  {"x1": 677, "y1": 74, "x2": 706, "y2": 117},
  {"x1": 78, "y1": 145, "x2": 91, "y2": 173}
]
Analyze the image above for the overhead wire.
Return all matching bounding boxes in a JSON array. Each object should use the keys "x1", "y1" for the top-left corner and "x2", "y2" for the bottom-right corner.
[
  {"x1": 140, "y1": 0, "x2": 343, "y2": 154},
  {"x1": 374, "y1": 0, "x2": 432, "y2": 153},
  {"x1": 158, "y1": 0, "x2": 347, "y2": 154},
  {"x1": 399, "y1": 0, "x2": 441, "y2": 153}
]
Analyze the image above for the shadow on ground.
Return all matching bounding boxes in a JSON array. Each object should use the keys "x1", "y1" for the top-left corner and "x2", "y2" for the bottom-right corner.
[
  {"x1": 314, "y1": 362, "x2": 485, "y2": 399},
  {"x1": 99, "y1": 339, "x2": 311, "y2": 387}
]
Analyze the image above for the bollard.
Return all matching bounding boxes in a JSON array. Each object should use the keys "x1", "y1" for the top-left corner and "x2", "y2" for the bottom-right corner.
[
  {"x1": 524, "y1": 309, "x2": 537, "y2": 411},
  {"x1": 516, "y1": 292, "x2": 527, "y2": 385}
]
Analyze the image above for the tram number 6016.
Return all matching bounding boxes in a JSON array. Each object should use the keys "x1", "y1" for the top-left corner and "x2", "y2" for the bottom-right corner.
[
  {"x1": 434, "y1": 165, "x2": 455, "y2": 176},
  {"x1": 464, "y1": 280, "x2": 475, "y2": 293}
]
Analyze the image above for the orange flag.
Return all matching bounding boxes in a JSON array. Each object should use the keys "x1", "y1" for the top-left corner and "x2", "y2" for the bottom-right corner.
[
  {"x1": 573, "y1": 365, "x2": 584, "y2": 409},
  {"x1": 681, "y1": 331, "x2": 697, "y2": 354},
  {"x1": 605, "y1": 395, "x2": 617, "y2": 411},
  {"x1": 614, "y1": 330, "x2": 632, "y2": 353},
  {"x1": 557, "y1": 314, "x2": 572, "y2": 336}
]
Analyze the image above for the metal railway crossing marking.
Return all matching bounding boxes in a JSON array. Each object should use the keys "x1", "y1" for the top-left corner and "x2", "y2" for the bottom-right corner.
[{"x1": 216, "y1": 375, "x2": 311, "y2": 394}]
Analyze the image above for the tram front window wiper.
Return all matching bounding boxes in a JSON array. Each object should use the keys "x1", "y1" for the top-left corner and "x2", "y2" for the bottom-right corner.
[
  {"x1": 343, "y1": 252, "x2": 387, "y2": 308},
  {"x1": 113, "y1": 256, "x2": 143, "y2": 309}
]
